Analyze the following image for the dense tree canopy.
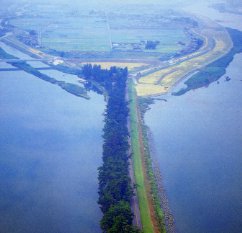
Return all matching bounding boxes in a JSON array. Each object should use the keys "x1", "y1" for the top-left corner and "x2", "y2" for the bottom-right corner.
[{"x1": 82, "y1": 65, "x2": 140, "y2": 233}]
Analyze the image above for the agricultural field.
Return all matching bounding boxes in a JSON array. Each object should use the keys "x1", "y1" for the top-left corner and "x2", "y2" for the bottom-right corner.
[
  {"x1": 5, "y1": 2, "x2": 233, "y2": 98},
  {"x1": 9, "y1": 3, "x2": 191, "y2": 56},
  {"x1": 135, "y1": 19, "x2": 233, "y2": 96}
]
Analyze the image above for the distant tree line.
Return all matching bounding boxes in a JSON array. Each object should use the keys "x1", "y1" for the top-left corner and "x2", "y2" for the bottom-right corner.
[{"x1": 82, "y1": 64, "x2": 140, "y2": 233}]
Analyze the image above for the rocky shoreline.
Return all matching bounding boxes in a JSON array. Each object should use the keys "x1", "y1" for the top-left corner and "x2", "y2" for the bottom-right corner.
[
  {"x1": 138, "y1": 97, "x2": 176, "y2": 233},
  {"x1": 146, "y1": 128, "x2": 176, "y2": 233}
]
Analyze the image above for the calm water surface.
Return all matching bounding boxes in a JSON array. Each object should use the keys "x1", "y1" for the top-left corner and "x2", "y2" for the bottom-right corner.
[
  {"x1": 145, "y1": 54, "x2": 242, "y2": 233},
  {"x1": 0, "y1": 69, "x2": 104, "y2": 233}
]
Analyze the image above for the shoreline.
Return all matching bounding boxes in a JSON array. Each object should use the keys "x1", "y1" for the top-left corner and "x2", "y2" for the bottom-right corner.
[
  {"x1": 128, "y1": 79, "x2": 159, "y2": 233},
  {"x1": 138, "y1": 96, "x2": 176, "y2": 233},
  {"x1": 145, "y1": 126, "x2": 175, "y2": 233},
  {"x1": 129, "y1": 79, "x2": 172, "y2": 233}
]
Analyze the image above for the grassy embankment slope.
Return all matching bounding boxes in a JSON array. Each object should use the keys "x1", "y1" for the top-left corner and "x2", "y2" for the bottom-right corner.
[
  {"x1": 129, "y1": 79, "x2": 155, "y2": 233},
  {"x1": 129, "y1": 79, "x2": 165, "y2": 233}
]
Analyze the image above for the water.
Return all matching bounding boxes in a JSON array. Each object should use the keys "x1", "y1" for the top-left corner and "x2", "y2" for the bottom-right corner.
[
  {"x1": 145, "y1": 4, "x2": 242, "y2": 232},
  {"x1": 0, "y1": 70, "x2": 104, "y2": 233},
  {"x1": 40, "y1": 69, "x2": 85, "y2": 86},
  {"x1": 0, "y1": 62, "x2": 15, "y2": 70},
  {"x1": 145, "y1": 53, "x2": 242, "y2": 233},
  {"x1": 26, "y1": 61, "x2": 50, "y2": 68},
  {"x1": 183, "y1": 1, "x2": 242, "y2": 31}
]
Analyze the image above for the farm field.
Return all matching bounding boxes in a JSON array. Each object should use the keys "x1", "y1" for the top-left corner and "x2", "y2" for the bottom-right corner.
[
  {"x1": 9, "y1": 3, "x2": 190, "y2": 55},
  {"x1": 8, "y1": 2, "x2": 233, "y2": 99},
  {"x1": 135, "y1": 19, "x2": 233, "y2": 96}
]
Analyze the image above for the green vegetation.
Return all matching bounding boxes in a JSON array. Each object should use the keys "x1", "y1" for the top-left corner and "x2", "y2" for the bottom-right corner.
[
  {"x1": 142, "y1": 125, "x2": 165, "y2": 231},
  {"x1": 174, "y1": 36, "x2": 204, "y2": 58},
  {"x1": 58, "y1": 82, "x2": 88, "y2": 98},
  {"x1": 173, "y1": 28, "x2": 242, "y2": 96},
  {"x1": 128, "y1": 80, "x2": 155, "y2": 233},
  {"x1": 82, "y1": 65, "x2": 140, "y2": 233},
  {"x1": 54, "y1": 64, "x2": 82, "y2": 76},
  {"x1": 4, "y1": 3, "x2": 241, "y2": 232},
  {"x1": 101, "y1": 201, "x2": 139, "y2": 233},
  {"x1": 82, "y1": 65, "x2": 166, "y2": 233},
  {"x1": 138, "y1": 98, "x2": 166, "y2": 233},
  {"x1": 9, "y1": 4, "x2": 191, "y2": 56}
]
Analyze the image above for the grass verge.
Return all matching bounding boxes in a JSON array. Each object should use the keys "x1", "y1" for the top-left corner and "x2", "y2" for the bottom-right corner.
[
  {"x1": 128, "y1": 79, "x2": 155, "y2": 233},
  {"x1": 138, "y1": 98, "x2": 166, "y2": 233}
]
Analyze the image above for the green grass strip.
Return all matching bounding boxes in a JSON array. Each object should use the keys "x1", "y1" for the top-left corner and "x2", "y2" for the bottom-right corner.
[{"x1": 128, "y1": 79, "x2": 155, "y2": 233}]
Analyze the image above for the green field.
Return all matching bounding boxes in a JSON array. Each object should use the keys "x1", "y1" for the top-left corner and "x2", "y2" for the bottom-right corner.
[{"x1": 9, "y1": 3, "x2": 190, "y2": 54}]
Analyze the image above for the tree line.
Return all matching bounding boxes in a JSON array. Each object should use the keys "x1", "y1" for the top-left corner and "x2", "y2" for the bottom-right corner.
[{"x1": 82, "y1": 64, "x2": 140, "y2": 233}]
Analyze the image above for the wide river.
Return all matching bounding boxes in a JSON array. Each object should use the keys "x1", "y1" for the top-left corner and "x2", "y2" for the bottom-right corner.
[
  {"x1": 146, "y1": 34, "x2": 242, "y2": 233},
  {"x1": 0, "y1": 67, "x2": 104, "y2": 233}
]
